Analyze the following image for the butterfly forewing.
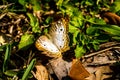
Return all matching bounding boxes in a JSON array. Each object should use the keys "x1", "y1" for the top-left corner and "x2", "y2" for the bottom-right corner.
[
  {"x1": 49, "y1": 18, "x2": 69, "y2": 52},
  {"x1": 35, "y1": 36, "x2": 61, "y2": 54}
]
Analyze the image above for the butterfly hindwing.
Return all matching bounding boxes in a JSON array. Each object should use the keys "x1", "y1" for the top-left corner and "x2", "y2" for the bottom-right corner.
[{"x1": 35, "y1": 35, "x2": 60, "y2": 54}]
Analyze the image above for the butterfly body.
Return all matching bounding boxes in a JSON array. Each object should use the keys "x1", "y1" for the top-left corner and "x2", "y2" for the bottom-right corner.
[{"x1": 35, "y1": 18, "x2": 69, "y2": 57}]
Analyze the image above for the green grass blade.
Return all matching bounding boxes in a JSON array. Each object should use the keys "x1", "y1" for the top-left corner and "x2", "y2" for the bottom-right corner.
[
  {"x1": 21, "y1": 59, "x2": 36, "y2": 80},
  {"x1": 100, "y1": 25, "x2": 120, "y2": 36},
  {"x1": 3, "y1": 44, "x2": 11, "y2": 72},
  {"x1": 93, "y1": 24, "x2": 120, "y2": 36}
]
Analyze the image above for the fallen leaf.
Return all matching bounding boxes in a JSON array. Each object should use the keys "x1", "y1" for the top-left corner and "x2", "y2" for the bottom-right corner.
[
  {"x1": 95, "y1": 66, "x2": 113, "y2": 80},
  {"x1": 100, "y1": 12, "x2": 120, "y2": 25},
  {"x1": 35, "y1": 63, "x2": 53, "y2": 80},
  {"x1": 69, "y1": 59, "x2": 90, "y2": 80},
  {"x1": 48, "y1": 57, "x2": 69, "y2": 80}
]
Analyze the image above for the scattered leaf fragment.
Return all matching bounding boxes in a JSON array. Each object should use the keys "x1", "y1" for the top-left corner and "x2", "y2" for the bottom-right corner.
[
  {"x1": 18, "y1": 33, "x2": 35, "y2": 50},
  {"x1": 35, "y1": 63, "x2": 53, "y2": 80}
]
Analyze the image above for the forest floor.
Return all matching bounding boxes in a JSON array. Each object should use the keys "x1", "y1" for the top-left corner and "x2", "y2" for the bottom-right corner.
[{"x1": 1, "y1": 0, "x2": 120, "y2": 80}]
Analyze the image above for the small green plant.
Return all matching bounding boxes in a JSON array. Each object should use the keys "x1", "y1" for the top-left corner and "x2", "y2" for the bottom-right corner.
[{"x1": 1, "y1": 44, "x2": 36, "y2": 79}]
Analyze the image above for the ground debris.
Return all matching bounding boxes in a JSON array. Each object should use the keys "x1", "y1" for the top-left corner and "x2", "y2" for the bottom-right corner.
[
  {"x1": 34, "y1": 62, "x2": 53, "y2": 80},
  {"x1": 81, "y1": 42, "x2": 120, "y2": 80}
]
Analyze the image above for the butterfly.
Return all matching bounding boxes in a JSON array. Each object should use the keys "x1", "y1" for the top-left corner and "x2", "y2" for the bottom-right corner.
[{"x1": 35, "y1": 18, "x2": 69, "y2": 57}]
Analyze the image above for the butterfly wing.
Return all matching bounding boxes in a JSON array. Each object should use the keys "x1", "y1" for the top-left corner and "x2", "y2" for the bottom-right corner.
[
  {"x1": 35, "y1": 35, "x2": 61, "y2": 55},
  {"x1": 49, "y1": 18, "x2": 69, "y2": 52}
]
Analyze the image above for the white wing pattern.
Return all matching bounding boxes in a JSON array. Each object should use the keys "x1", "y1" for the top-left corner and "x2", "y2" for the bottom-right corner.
[{"x1": 35, "y1": 18, "x2": 69, "y2": 57}]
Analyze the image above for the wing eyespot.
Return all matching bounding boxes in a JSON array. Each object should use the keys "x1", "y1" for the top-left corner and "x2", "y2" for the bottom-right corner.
[{"x1": 60, "y1": 28, "x2": 63, "y2": 31}]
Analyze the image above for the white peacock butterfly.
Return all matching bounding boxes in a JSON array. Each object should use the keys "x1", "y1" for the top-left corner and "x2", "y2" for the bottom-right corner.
[{"x1": 35, "y1": 18, "x2": 69, "y2": 58}]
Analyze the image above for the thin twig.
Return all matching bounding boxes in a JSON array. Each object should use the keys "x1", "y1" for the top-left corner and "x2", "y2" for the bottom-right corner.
[
  {"x1": 0, "y1": 3, "x2": 14, "y2": 9},
  {"x1": 83, "y1": 46, "x2": 120, "y2": 58},
  {"x1": 99, "y1": 42, "x2": 120, "y2": 48},
  {"x1": 87, "y1": 60, "x2": 118, "y2": 66},
  {"x1": 14, "y1": 53, "x2": 26, "y2": 62}
]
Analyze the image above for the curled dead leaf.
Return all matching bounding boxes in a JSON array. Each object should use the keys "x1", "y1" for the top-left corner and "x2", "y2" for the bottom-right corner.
[
  {"x1": 35, "y1": 63, "x2": 53, "y2": 80},
  {"x1": 69, "y1": 59, "x2": 90, "y2": 80},
  {"x1": 100, "y1": 12, "x2": 120, "y2": 25}
]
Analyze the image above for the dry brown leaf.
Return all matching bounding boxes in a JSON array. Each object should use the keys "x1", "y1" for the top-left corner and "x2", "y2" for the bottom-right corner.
[
  {"x1": 101, "y1": 12, "x2": 120, "y2": 25},
  {"x1": 95, "y1": 66, "x2": 113, "y2": 80},
  {"x1": 69, "y1": 59, "x2": 90, "y2": 80},
  {"x1": 35, "y1": 64, "x2": 53, "y2": 80},
  {"x1": 86, "y1": 74, "x2": 96, "y2": 80},
  {"x1": 48, "y1": 57, "x2": 70, "y2": 80}
]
